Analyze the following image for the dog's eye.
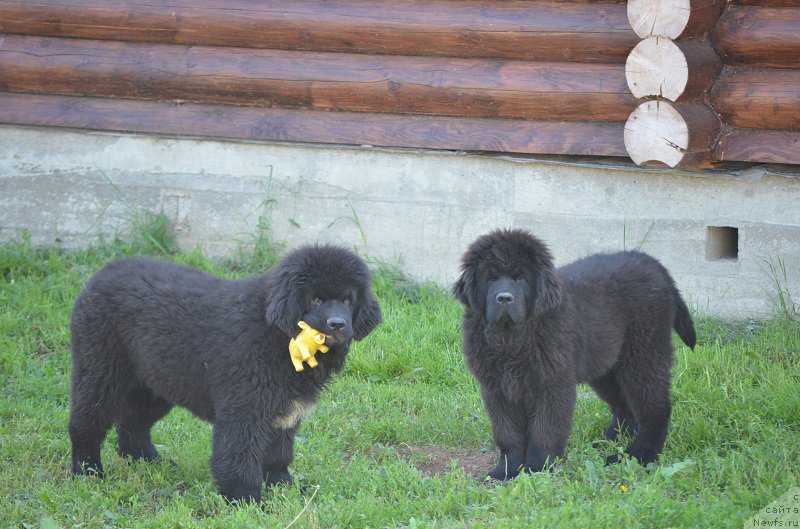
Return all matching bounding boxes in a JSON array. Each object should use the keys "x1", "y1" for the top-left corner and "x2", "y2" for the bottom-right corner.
[
  {"x1": 311, "y1": 297, "x2": 323, "y2": 306},
  {"x1": 515, "y1": 277, "x2": 526, "y2": 284}
]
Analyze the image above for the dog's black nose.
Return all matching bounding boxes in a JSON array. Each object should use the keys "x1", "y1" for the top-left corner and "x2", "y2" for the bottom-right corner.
[
  {"x1": 496, "y1": 292, "x2": 515, "y2": 304},
  {"x1": 327, "y1": 317, "x2": 346, "y2": 331}
]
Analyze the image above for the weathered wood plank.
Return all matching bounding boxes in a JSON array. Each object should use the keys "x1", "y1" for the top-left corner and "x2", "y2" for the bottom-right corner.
[
  {"x1": 714, "y1": 129, "x2": 800, "y2": 164},
  {"x1": 0, "y1": 0, "x2": 637, "y2": 63},
  {"x1": 713, "y1": 6, "x2": 800, "y2": 69},
  {"x1": 710, "y1": 67, "x2": 800, "y2": 130},
  {"x1": 0, "y1": 35, "x2": 636, "y2": 122},
  {"x1": 0, "y1": 93, "x2": 629, "y2": 156}
]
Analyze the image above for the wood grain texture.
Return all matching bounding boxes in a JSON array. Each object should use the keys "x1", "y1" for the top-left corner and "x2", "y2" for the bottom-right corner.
[
  {"x1": 0, "y1": 35, "x2": 636, "y2": 122},
  {"x1": 710, "y1": 67, "x2": 800, "y2": 130},
  {"x1": 624, "y1": 101, "x2": 720, "y2": 167},
  {"x1": 729, "y1": 0, "x2": 800, "y2": 6},
  {"x1": 714, "y1": 128, "x2": 800, "y2": 163},
  {"x1": 713, "y1": 6, "x2": 800, "y2": 68},
  {"x1": 0, "y1": 0, "x2": 638, "y2": 63},
  {"x1": 0, "y1": 92, "x2": 628, "y2": 156},
  {"x1": 625, "y1": 38, "x2": 721, "y2": 101},
  {"x1": 627, "y1": 0, "x2": 724, "y2": 39}
]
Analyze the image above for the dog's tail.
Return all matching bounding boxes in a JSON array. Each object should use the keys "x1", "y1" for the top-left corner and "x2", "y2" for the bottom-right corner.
[{"x1": 672, "y1": 287, "x2": 696, "y2": 350}]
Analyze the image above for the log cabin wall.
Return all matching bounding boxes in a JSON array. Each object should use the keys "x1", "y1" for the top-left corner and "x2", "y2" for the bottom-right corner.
[
  {"x1": 0, "y1": 0, "x2": 800, "y2": 166},
  {"x1": 0, "y1": 1, "x2": 798, "y2": 167},
  {"x1": 1, "y1": 1, "x2": 799, "y2": 320},
  {"x1": 0, "y1": 0, "x2": 638, "y2": 158},
  {"x1": 711, "y1": 0, "x2": 800, "y2": 164},
  {"x1": 624, "y1": 0, "x2": 800, "y2": 167}
]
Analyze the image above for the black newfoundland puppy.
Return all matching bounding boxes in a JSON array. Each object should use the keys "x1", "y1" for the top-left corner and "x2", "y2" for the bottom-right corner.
[
  {"x1": 453, "y1": 229, "x2": 695, "y2": 480},
  {"x1": 69, "y1": 245, "x2": 381, "y2": 503}
]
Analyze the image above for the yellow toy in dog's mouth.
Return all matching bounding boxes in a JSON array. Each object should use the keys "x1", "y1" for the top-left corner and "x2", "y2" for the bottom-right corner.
[{"x1": 288, "y1": 321, "x2": 329, "y2": 372}]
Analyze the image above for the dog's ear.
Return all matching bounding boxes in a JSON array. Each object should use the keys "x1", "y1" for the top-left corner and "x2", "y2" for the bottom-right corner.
[
  {"x1": 533, "y1": 266, "x2": 563, "y2": 315},
  {"x1": 452, "y1": 271, "x2": 470, "y2": 306},
  {"x1": 353, "y1": 288, "x2": 382, "y2": 341},
  {"x1": 264, "y1": 276, "x2": 306, "y2": 338},
  {"x1": 452, "y1": 267, "x2": 481, "y2": 315}
]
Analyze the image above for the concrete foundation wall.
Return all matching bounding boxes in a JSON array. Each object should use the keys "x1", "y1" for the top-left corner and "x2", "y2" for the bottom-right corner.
[{"x1": 1, "y1": 125, "x2": 798, "y2": 319}]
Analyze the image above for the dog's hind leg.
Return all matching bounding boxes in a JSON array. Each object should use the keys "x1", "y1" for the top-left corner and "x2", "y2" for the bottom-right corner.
[
  {"x1": 116, "y1": 384, "x2": 173, "y2": 462},
  {"x1": 69, "y1": 389, "x2": 114, "y2": 477},
  {"x1": 69, "y1": 348, "x2": 123, "y2": 477},
  {"x1": 614, "y1": 344, "x2": 673, "y2": 465},
  {"x1": 589, "y1": 371, "x2": 639, "y2": 442}
]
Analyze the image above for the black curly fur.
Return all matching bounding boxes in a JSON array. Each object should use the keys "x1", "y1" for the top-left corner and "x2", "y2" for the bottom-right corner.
[
  {"x1": 69, "y1": 245, "x2": 382, "y2": 503},
  {"x1": 453, "y1": 229, "x2": 695, "y2": 480}
]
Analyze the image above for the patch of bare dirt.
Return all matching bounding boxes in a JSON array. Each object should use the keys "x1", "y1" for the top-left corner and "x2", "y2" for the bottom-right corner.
[{"x1": 364, "y1": 445, "x2": 497, "y2": 478}]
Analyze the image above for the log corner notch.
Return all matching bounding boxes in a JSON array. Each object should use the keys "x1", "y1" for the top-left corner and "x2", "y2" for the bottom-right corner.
[
  {"x1": 624, "y1": 101, "x2": 720, "y2": 168},
  {"x1": 624, "y1": 0, "x2": 725, "y2": 168},
  {"x1": 627, "y1": 0, "x2": 725, "y2": 39},
  {"x1": 625, "y1": 38, "x2": 721, "y2": 101}
]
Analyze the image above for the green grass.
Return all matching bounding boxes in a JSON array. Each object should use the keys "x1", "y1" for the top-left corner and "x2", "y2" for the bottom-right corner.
[{"x1": 1, "y1": 236, "x2": 798, "y2": 529}]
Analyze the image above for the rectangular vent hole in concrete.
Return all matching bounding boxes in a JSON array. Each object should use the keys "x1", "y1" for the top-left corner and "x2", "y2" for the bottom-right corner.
[{"x1": 706, "y1": 226, "x2": 739, "y2": 261}]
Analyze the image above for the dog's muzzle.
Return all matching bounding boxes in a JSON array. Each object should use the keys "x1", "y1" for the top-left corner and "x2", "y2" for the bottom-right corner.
[{"x1": 486, "y1": 277, "x2": 526, "y2": 326}]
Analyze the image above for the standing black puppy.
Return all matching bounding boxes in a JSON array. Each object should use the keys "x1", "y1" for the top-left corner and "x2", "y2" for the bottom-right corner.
[
  {"x1": 453, "y1": 229, "x2": 695, "y2": 480},
  {"x1": 69, "y1": 245, "x2": 381, "y2": 503}
]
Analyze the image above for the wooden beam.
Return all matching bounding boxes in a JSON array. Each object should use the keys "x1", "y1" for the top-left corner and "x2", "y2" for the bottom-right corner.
[
  {"x1": 729, "y1": 0, "x2": 800, "y2": 6},
  {"x1": 710, "y1": 67, "x2": 800, "y2": 130},
  {"x1": 0, "y1": 0, "x2": 638, "y2": 63},
  {"x1": 0, "y1": 35, "x2": 636, "y2": 122},
  {"x1": 624, "y1": 101, "x2": 721, "y2": 167},
  {"x1": 625, "y1": 38, "x2": 721, "y2": 101},
  {"x1": 713, "y1": 6, "x2": 800, "y2": 69},
  {"x1": 0, "y1": 93, "x2": 629, "y2": 156},
  {"x1": 714, "y1": 128, "x2": 800, "y2": 164},
  {"x1": 627, "y1": 0, "x2": 724, "y2": 39}
]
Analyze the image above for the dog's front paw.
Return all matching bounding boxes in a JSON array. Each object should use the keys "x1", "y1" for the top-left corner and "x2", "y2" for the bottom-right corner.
[
  {"x1": 72, "y1": 459, "x2": 105, "y2": 478},
  {"x1": 522, "y1": 456, "x2": 553, "y2": 473},
  {"x1": 487, "y1": 457, "x2": 521, "y2": 481},
  {"x1": 264, "y1": 469, "x2": 293, "y2": 488},
  {"x1": 625, "y1": 441, "x2": 661, "y2": 466},
  {"x1": 218, "y1": 477, "x2": 263, "y2": 505}
]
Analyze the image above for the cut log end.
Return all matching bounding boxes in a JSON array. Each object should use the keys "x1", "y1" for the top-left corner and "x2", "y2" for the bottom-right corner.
[
  {"x1": 625, "y1": 37, "x2": 687, "y2": 100},
  {"x1": 624, "y1": 101, "x2": 689, "y2": 167},
  {"x1": 624, "y1": 101, "x2": 721, "y2": 167},
  {"x1": 626, "y1": 38, "x2": 721, "y2": 101},
  {"x1": 628, "y1": 0, "x2": 723, "y2": 38},
  {"x1": 628, "y1": 0, "x2": 691, "y2": 38}
]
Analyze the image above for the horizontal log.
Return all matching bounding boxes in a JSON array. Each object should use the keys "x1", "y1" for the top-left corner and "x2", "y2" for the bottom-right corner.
[
  {"x1": 714, "y1": 128, "x2": 800, "y2": 164},
  {"x1": 0, "y1": 0, "x2": 638, "y2": 63},
  {"x1": 0, "y1": 35, "x2": 636, "y2": 122},
  {"x1": 713, "y1": 6, "x2": 800, "y2": 69},
  {"x1": 0, "y1": 92, "x2": 629, "y2": 156},
  {"x1": 625, "y1": 38, "x2": 721, "y2": 101},
  {"x1": 624, "y1": 101, "x2": 721, "y2": 167},
  {"x1": 710, "y1": 67, "x2": 800, "y2": 130},
  {"x1": 627, "y1": 0, "x2": 724, "y2": 39},
  {"x1": 729, "y1": 0, "x2": 800, "y2": 6}
]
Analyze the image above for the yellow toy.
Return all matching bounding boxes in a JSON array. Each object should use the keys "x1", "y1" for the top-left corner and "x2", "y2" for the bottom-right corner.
[{"x1": 288, "y1": 321, "x2": 329, "y2": 372}]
